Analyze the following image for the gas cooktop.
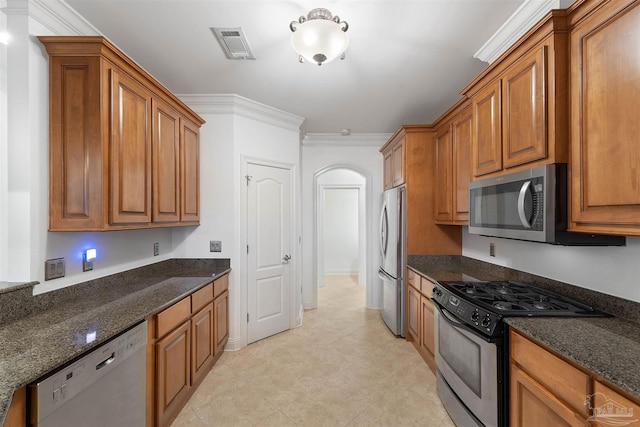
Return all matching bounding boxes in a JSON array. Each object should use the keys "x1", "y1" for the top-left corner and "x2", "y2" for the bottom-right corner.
[
  {"x1": 445, "y1": 281, "x2": 599, "y2": 314},
  {"x1": 432, "y1": 280, "x2": 607, "y2": 337}
]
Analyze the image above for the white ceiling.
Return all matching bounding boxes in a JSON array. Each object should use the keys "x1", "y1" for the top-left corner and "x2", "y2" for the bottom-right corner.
[{"x1": 64, "y1": 0, "x2": 526, "y2": 135}]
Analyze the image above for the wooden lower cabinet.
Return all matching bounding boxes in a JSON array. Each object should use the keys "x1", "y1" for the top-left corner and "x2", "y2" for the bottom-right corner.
[
  {"x1": 406, "y1": 268, "x2": 436, "y2": 373},
  {"x1": 214, "y1": 290, "x2": 229, "y2": 356},
  {"x1": 407, "y1": 284, "x2": 420, "y2": 344},
  {"x1": 509, "y1": 329, "x2": 640, "y2": 427},
  {"x1": 510, "y1": 364, "x2": 586, "y2": 427},
  {"x1": 3, "y1": 387, "x2": 26, "y2": 427},
  {"x1": 156, "y1": 321, "x2": 191, "y2": 427},
  {"x1": 148, "y1": 273, "x2": 230, "y2": 427},
  {"x1": 191, "y1": 302, "x2": 214, "y2": 387},
  {"x1": 419, "y1": 295, "x2": 436, "y2": 373}
]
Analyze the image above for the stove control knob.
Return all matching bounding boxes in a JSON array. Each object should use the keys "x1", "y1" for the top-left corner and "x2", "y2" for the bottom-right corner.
[
  {"x1": 433, "y1": 288, "x2": 442, "y2": 297},
  {"x1": 471, "y1": 311, "x2": 479, "y2": 322},
  {"x1": 481, "y1": 316, "x2": 492, "y2": 328}
]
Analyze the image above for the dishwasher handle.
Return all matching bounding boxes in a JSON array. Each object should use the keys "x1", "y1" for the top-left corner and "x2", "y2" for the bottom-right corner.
[{"x1": 96, "y1": 352, "x2": 115, "y2": 370}]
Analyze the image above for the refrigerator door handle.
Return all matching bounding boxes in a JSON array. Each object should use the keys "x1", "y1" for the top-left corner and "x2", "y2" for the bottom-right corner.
[{"x1": 378, "y1": 267, "x2": 396, "y2": 281}]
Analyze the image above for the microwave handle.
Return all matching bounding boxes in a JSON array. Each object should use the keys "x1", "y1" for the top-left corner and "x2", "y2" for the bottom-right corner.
[{"x1": 517, "y1": 180, "x2": 532, "y2": 229}]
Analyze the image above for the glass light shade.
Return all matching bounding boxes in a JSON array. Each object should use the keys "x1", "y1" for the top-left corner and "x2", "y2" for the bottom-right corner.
[{"x1": 291, "y1": 19, "x2": 349, "y2": 65}]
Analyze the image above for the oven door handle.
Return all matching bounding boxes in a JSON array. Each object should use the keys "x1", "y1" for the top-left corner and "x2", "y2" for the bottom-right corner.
[{"x1": 433, "y1": 302, "x2": 501, "y2": 344}]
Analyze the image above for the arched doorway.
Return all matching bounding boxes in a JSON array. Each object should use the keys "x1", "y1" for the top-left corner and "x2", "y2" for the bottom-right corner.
[{"x1": 313, "y1": 166, "x2": 370, "y2": 306}]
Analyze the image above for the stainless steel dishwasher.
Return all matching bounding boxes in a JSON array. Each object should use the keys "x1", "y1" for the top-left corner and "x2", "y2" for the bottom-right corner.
[{"x1": 30, "y1": 321, "x2": 147, "y2": 427}]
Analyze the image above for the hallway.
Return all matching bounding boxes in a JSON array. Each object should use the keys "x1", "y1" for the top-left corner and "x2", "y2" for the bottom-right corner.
[{"x1": 171, "y1": 275, "x2": 454, "y2": 426}]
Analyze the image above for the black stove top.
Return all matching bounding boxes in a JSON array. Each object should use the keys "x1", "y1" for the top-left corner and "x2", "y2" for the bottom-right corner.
[{"x1": 432, "y1": 280, "x2": 606, "y2": 337}]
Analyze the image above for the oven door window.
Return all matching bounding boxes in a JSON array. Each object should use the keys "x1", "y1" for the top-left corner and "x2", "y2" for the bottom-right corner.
[
  {"x1": 438, "y1": 316, "x2": 481, "y2": 395},
  {"x1": 435, "y1": 308, "x2": 498, "y2": 427}
]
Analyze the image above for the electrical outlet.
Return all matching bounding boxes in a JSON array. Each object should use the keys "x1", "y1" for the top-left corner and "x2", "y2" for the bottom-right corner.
[
  {"x1": 45, "y1": 258, "x2": 65, "y2": 280},
  {"x1": 489, "y1": 243, "x2": 496, "y2": 257},
  {"x1": 153, "y1": 242, "x2": 160, "y2": 256},
  {"x1": 210, "y1": 240, "x2": 222, "y2": 252}
]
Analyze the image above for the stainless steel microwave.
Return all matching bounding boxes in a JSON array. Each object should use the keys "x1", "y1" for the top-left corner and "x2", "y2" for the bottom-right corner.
[{"x1": 468, "y1": 164, "x2": 625, "y2": 246}]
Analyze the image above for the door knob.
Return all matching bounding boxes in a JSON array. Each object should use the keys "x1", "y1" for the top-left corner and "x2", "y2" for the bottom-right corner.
[{"x1": 282, "y1": 254, "x2": 291, "y2": 263}]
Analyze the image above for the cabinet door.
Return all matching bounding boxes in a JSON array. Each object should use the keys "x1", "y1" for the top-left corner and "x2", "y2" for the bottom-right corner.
[
  {"x1": 391, "y1": 140, "x2": 405, "y2": 187},
  {"x1": 420, "y1": 295, "x2": 435, "y2": 357},
  {"x1": 156, "y1": 321, "x2": 191, "y2": 427},
  {"x1": 472, "y1": 79, "x2": 502, "y2": 177},
  {"x1": 110, "y1": 68, "x2": 152, "y2": 225},
  {"x1": 452, "y1": 109, "x2": 472, "y2": 222},
  {"x1": 383, "y1": 149, "x2": 393, "y2": 190},
  {"x1": 180, "y1": 118, "x2": 200, "y2": 223},
  {"x1": 191, "y1": 302, "x2": 214, "y2": 387},
  {"x1": 48, "y1": 56, "x2": 103, "y2": 231},
  {"x1": 502, "y1": 46, "x2": 547, "y2": 168},
  {"x1": 214, "y1": 290, "x2": 229, "y2": 356},
  {"x1": 152, "y1": 98, "x2": 181, "y2": 223},
  {"x1": 435, "y1": 124, "x2": 453, "y2": 222},
  {"x1": 510, "y1": 365, "x2": 586, "y2": 427},
  {"x1": 407, "y1": 285, "x2": 420, "y2": 343},
  {"x1": 570, "y1": 1, "x2": 640, "y2": 235}
]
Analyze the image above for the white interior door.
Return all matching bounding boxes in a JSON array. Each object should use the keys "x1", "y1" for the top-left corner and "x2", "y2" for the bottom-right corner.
[{"x1": 247, "y1": 163, "x2": 292, "y2": 344}]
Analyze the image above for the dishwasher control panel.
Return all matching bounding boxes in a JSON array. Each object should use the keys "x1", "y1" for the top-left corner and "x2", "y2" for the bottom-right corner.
[{"x1": 30, "y1": 321, "x2": 147, "y2": 424}]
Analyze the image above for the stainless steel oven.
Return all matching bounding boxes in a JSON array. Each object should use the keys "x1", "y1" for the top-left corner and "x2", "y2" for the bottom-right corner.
[
  {"x1": 432, "y1": 280, "x2": 607, "y2": 427},
  {"x1": 434, "y1": 305, "x2": 502, "y2": 427}
]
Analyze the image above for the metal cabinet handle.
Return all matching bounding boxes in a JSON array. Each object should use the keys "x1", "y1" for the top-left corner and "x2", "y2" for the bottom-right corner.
[{"x1": 282, "y1": 255, "x2": 291, "y2": 263}]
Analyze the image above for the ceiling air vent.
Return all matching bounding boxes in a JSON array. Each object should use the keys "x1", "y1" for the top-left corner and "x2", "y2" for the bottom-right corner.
[{"x1": 212, "y1": 27, "x2": 255, "y2": 60}]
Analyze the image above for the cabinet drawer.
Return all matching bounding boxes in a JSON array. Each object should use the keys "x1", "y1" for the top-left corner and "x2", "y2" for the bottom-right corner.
[
  {"x1": 420, "y1": 277, "x2": 434, "y2": 298},
  {"x1": 191, "y1": 283, "x2": 213, "y2": 313},
  {"x1": 213, "y1": 274, "x2": 229, "y2": 298},
  {"x1": 407, "y1": 269, "x2": 420, "y2": 289},
  {"x1": 156, "y1": 297, "x2": 191, "y2": 338},
  {"x1": 510, "y1": 331, "x2": 589, "y2": 417},
  {"x1": 593, "y1": 380, "x2": 640, "y2": 420}
]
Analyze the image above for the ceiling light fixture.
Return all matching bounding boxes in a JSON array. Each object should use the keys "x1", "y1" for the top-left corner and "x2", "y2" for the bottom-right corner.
[{"x1": 290, "y1": 8, "x2": 349, "y2": 66}]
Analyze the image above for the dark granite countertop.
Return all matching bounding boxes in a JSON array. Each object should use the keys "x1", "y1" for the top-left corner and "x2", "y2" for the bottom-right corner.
[
  {"x1": 0, "y1": 258, "x2": 230, "y2": 426},
  {"x1": 505, "y1": 317, "x2": 640, "y2": 399},
  {"x1": 407, "y1": 255, "x2": 640, "y2": 401}
]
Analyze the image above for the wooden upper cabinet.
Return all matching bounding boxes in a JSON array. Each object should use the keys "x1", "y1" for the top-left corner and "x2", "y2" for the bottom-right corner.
[
  {"x1": 472, "y1": 79, "x2": 503, "y2": 177},
  {"x1": 381, "y1": 135, "x2": 405, "y2": 190},
  {"x1": 435, "y1": 101, "x2": 471, "y2": 225},
  {"x1": 39, "y1": 36, "x2": 205, "y2": 231},
  {"x1": 391, "y1": 139, "x2": 405, "y2": 187},
  {"x1": 463, "y1": 12, "x2": 568, "y2": 180},
  {"x1": 502, "y1": 46, "x2": 547, "y2": 168},
  {"x1": 452, "y1": 109, "x2": 472, "y2": 222},
  {"x1": 153, "y1": 98, "x2": 181, "y2": 224},
  {"x1": 435, "y1": 123, "x2": 453, "y2": 222},
  {"x1": 569, "y1": 0, "x2": 640, "y2": 236},
  {"x1": 181, "y1": 118, "x2": 200, "y2": 223},
  {"x1": 110, "y1": 68, "x2": 153, "y2": 225}
]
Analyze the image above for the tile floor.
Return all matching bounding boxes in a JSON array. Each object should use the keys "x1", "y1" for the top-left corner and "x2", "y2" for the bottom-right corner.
[{"x1": 171, "y1": 275, "x2": 455, "y2": 427}]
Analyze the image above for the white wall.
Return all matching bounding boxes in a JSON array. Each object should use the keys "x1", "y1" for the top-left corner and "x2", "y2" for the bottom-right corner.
[
  {"x1": 172, "y1": 95, "x2": 304, "y2": 350},
  {"x1": 463, "y1": 228, "x2": 640, "y2": 303},
  {"x1": 323, "y1": 188, "x2": 359, "y2": 275},
  {"x1": 0, "y1": 0, "x2": 8, "y2": 281},
  {"x1": 301, "y1": 137, "x2": 388, "y2": 309},
  {"x1": 0, "y1": 6, "x2": 177, "y2": 293}
]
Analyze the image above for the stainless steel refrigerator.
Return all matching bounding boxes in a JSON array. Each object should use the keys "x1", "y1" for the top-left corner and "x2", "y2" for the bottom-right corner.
[{"x1": 378, "y1": 185, "x2": 405, "y2": 337}]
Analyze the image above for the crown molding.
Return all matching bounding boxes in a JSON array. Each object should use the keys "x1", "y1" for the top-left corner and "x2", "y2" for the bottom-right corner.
[
  {"x1": 3, "y1": 0, "x2": 100, "y2": 36},
  {"x1": 302, "y1": 132, "x2": 392, "y2": 147},
  {"x1": 474, "y1": 0, "x2": 572, "y2": 64},
  {"x1": 178, "y1": 94, "x2": 304, "y2": 132}
]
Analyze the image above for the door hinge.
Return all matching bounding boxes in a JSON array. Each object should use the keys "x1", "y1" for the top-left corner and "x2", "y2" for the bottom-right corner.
[
  {"x1": 245, "y1": 175, "x2": 252, "y2": 185},
  {"x1": 247, "y1": 244, "x2": 249, "y2": 254},
  {"x1": 247, "y1": 313, "x2": 249, "y2": 323}
]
